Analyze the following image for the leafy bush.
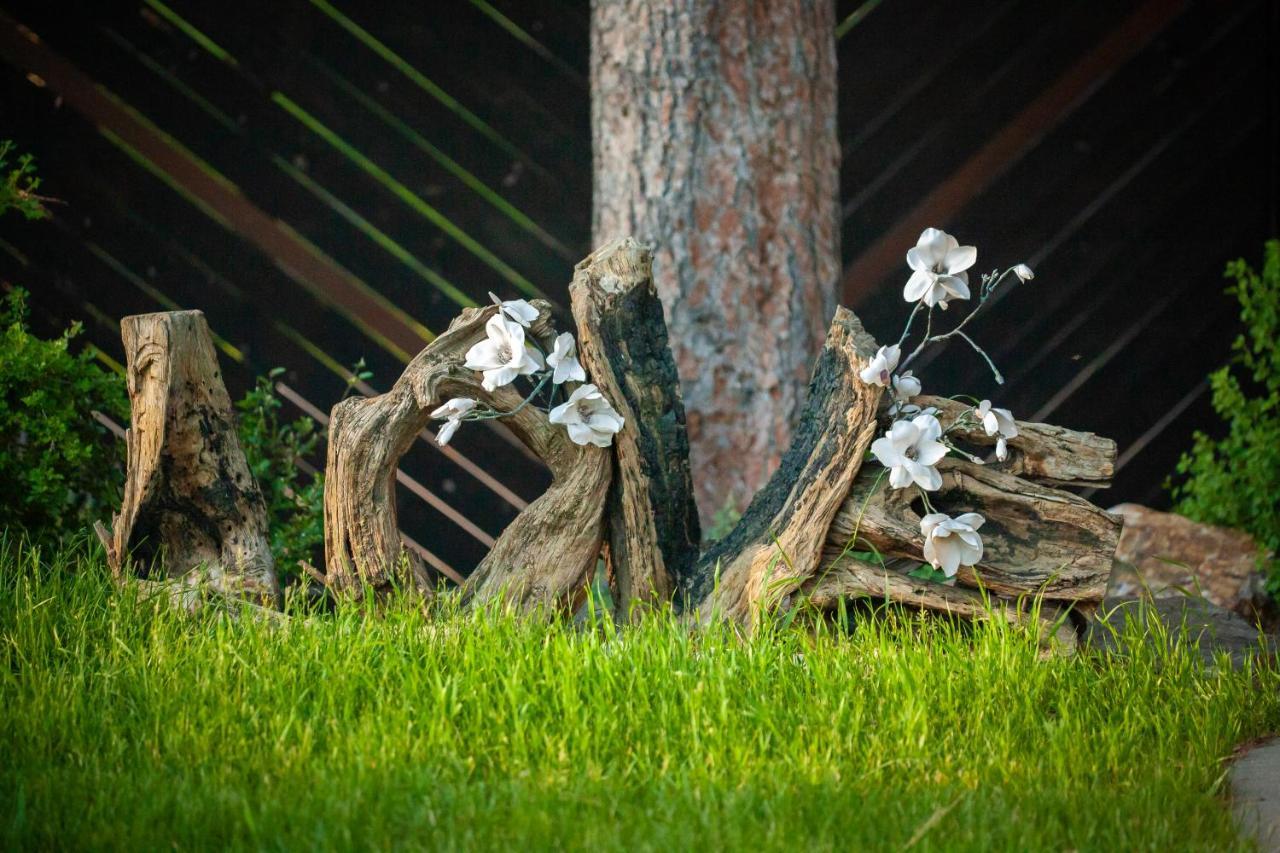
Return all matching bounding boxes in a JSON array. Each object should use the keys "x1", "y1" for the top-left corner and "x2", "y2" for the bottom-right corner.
[
  {"x1": 0, "y1": 288, "x2": 127, "y2": 539},
  {"x1": 1170, "y1": 239, "x2": 1280, "y2": 594},
  {"x1": 235, "y1": 368, "x2": 325, "y2": 576},
  {"x1": 0, "y1": 140, "x2": 49, "y2": 221}
]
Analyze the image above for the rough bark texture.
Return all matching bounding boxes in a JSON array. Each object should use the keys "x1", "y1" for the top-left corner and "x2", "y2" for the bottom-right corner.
[
  {"x1": 688, "y1": 307, "x2": 882, "y2": 626},
  {"x1": 569, "y1": 237, "x2": 701, "y2": 616},
  {"x1": 920, "y1": 396, "x2": 1116, "y2": 488},
  {"x1": 828, "y1": 458, "x2": 1121, "y2": 602},
  {"x1": 323, "y1": 303, "x2": 612, "y2": 612},
  {"x1": 103, "y1": 310, "x2": 279, "y2": 605},
  {"x1": 592, "y1": 0, "x2": 841, "y2": 521}
]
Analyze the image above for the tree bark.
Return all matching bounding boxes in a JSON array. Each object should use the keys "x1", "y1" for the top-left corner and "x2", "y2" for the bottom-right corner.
[
  {"x1": 569, "y1": 238, "x2": 701, "y2": 617},
  {"x1": 323, "y1": 303, "x2": 612, "y2": 613},
  {"x1": 103, "y1": 310, "x2": 279, "y2": 605},
  {"x1": 591, "y1": 0, "x2": 841, "y2": 521}
]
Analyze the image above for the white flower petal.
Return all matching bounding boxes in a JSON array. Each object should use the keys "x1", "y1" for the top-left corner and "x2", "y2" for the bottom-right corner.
[
  {"x1": 565, "y1": 421, "x2": 598, "y2": 446},
  {"x1": 1013, "y1": 263, "x2": 1034, "y2": 282},
  {"x1": 436, "y1": 418, "x2": 461, "y2": 447},
  {"x1": 870, "y1": 436, "x2": 902, "y2": 469},
  {"x1": 912, "y1": 413, "x2": 943, "y2": 441},
  {"x1": 915, "y1": 439, "x2": 948, "y2": 467},
  {"x1": 906, "y1": 245, "x2": 933, "y2": 272},
  {"x1": 888, "y1": 464, "x2": 914, "y2": 490},
  {"x1": 944, "y1": 245, "x2": 977, "y2": 275},
  {"x1": 903, "y1": 269, "x2": 935, "y2": 303},
  {"x1": 937, "y1": 275, "x2": 971, "y2": 301}
]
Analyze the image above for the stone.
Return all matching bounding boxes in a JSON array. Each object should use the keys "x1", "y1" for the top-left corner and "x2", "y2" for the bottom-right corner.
[
  {"x1": 1109, "y1": 504, "x2": 1274, "y2": 627},
  {"x1": 1083, "y1": 596, "x2": 1278, "y2": 670},
  {"x1": 1231, "y1": 737, "x2": 1280, "y2": 851}
]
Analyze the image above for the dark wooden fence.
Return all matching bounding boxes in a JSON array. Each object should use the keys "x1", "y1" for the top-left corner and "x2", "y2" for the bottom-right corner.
[{"x1": 1, "y1": 0, "x2": 1274, "y2": 580}]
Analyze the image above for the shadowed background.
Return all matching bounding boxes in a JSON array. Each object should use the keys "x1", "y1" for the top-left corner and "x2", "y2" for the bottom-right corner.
[{"x1": 1, "y1": 0, "x2": 1275, "y2": 580}]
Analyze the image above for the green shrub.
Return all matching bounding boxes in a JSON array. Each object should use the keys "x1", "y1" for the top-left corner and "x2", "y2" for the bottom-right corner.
[
  {"x1": 0, "y1": 140, "x2": 49, "y2": 221},
  {"x1": 235, "y1": 368, "x2": 325, "y2": 576},
  {"x1": 0, "y1": 288, "x2": 127, "y2": 539},
  {"x1": 1170, "y1": 239, "x2": 1280, "y2": 594}
]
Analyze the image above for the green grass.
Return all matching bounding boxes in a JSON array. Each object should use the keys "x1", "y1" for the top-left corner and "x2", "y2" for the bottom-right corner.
[{"x1": 2, "y1": 540, "x2": 1278, "y2": 851}]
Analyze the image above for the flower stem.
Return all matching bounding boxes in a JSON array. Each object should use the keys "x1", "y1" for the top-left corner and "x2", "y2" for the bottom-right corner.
[{"x1": 955, "y1": 331, "x2": 1004, "y2": 384}]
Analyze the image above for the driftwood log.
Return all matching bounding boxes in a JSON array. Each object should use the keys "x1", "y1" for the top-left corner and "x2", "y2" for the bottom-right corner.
[
  {"x1": 99, "y1": 310, "x2": 279, "y2": 605},
  {"x1": 99, "y1": 241, "x2": 1126, "y2": 643},
  {"x1": 569, "y1": 238, "x2": 700, "y2": 617},
  {"x1": 323, "y1": 303, "x2": 611, "y2": 613},
  {"x1": 826, "y1": 458, "x2": 1121, "y2": 603},
  {"x1": 920, "y1": 395, "x2": 1116, "y2": 488},
  {"x1": 685, "y1": 308, "x2": 883, "y2": 626}
]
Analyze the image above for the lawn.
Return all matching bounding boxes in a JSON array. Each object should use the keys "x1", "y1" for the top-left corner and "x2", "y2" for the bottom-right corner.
[{"x1": 2, "y1": 540, "x2": 1277, "y2": 851}]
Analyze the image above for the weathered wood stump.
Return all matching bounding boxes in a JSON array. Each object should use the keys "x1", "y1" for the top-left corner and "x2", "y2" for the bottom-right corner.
[
  {"x1": 569, "y1": 238, "x2": 701, "y2": 617},
  {"x1": 323, "y1": 303, "x2": 611, "y2": 613},
  {"x1": 684, "y1": 308, "x2": 884, "y2": 626},
  {"x1": 100, "y1": 311, "x2": 279, "y2": 605}
]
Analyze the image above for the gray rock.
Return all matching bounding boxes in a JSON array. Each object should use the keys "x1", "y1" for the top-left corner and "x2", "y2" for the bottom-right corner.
[
  {"x1": 1083, "y1": 596, "x2": 1277, "y2": 669},
  {"x1": 1231, "y1": 737, "x2": 1280, "y2": 852}
]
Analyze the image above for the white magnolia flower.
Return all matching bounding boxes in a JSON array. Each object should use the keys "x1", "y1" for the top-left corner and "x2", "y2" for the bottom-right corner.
[
  {"x1": 488, "y1": 291, "x2": 539, "y2": 327},
  {"x1": 549, "y1": 383, "x2": 625, "y2": 447},
  {"x1": 859, "y1": 344, "x2": 901, "y2": 388},
  {"x1": 975, "y1": 400, "x2": 1017, "y2": 460},
  {"x1": 430, "y1": 397, "x2": 477, "y2": 447},
  {"x1": 920, "y1": 512, "x2": 985, "y2": 577},
  {"x1": 889, "y1": 370, "x2": 922, "y2": 415},
  {"x1": 546, "y1": 332, "x2": 587, "y2": 385},
  {"x1": 904, "y1": 227, "x2": 977, "y2": 308},
  {"x1": 464, "y1": 313, "x2": 544, "y2": 391},
  {"x1": 1013, "y1": 263, "x2": 1035, "y2": 282},
  {"x1": 870, "y1": 412, "x2": 947, "y2": 491}
]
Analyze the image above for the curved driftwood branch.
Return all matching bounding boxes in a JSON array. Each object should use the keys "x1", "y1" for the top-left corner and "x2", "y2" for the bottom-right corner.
[
  {"x1": 686, "y1": 307, "x2": 883, "y2": 627},
  {"x1": 105, "y1": 310, "x2": 279, "y2": 606},
  {"x1": 918, "y1": 395, "x2": 1116, "y2": 488},
  {"x1": 827, "y1": 458, "x2": 1120, "y2": 602},
  {"x1": 570, "y1": 237, "x2": 700, "y2": 617},
  {"x1": 323, "y1": 303, "x2": 611, "y2": 612}
]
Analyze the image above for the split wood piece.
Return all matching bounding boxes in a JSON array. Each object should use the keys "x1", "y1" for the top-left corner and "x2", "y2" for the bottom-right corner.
[
  {"x1": 828, "y1": 458, "x2": 1121, "y2": 602},
  {"x1": 323, "y1": 304, "x2": 612, "y2": 613},
  {"x1": 569, "y1": 237, "x2": 700, "y2": 617},
  {"x1": 800, "y1": 556, "x2": 1078, "y2": 654},
  {"x1": 102, "y1": 311, "x2": 279, "y2": 606},
  {"x1": 918, "y1": 395, "x2": 1116, "y2": 488},
  {"x1": 687, "y1": 307, "x2": 882, "y2": 627}
]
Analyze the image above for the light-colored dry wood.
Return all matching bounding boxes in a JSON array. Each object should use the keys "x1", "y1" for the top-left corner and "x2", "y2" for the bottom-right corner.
[
  {"x1": 323, "y1": 303, "x2": 612, "y2": 613},
  {"x1": 800, "y1": 556, "x2": 1078, "y2": 653},
  {"x1": 569, "y1": 237, "x2": 700, "y2": 617},
  {"x1": 918, "y1": 395, "x2": 1116, "y2": 487},
  {"x1": 688, "y1": 307, "x2": 883, "y2": 627},
  {"x1": 828, "y1": 458, "x2": 1121, "y2": 602},
  {"x1": 105, "y1": 310, "x2": 279, "y2": 605}
]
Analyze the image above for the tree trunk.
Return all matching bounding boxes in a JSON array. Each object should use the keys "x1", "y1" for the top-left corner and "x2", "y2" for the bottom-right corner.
[
  {"x1": 591, "y1": 0, "x2": 841, "y2": 521},
  {"x1": 101, "y1": 311, "x2": 279, "y2": 606}
]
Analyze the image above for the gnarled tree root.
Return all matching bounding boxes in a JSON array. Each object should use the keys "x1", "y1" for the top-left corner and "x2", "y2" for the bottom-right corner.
[{"x1": 322, "y1": 303, "x2": 611, "y2": 614}]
